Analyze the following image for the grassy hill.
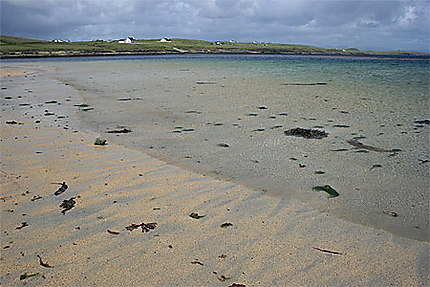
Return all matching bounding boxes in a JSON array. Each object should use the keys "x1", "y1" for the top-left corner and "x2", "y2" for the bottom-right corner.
[{"x1": 1, "y1": 35, "x2": 427, "y2": 58}]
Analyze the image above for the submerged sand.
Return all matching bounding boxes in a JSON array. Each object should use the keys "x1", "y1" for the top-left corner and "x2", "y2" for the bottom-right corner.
[{"x1": 0, "y1": 63, "x2": 429, "y2": 286}]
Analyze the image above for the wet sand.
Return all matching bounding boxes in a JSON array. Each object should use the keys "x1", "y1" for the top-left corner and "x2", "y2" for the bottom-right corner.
[{"x1": 0, "y1": 63, "x2": 429, "y2": 286}]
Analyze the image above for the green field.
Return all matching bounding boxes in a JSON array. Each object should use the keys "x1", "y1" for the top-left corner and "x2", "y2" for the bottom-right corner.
[{"x1": 0, "y1": 35, "x2": 427, "y2": 58}]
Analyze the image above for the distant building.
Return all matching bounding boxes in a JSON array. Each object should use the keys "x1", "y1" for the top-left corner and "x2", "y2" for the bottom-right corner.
[
  {"x1": 52, "y1": 39, "x2": 69, "y2": 43},
  {"x1": 159, "y1": 37, "x2": 171, "y2": 42},
  {"x1": 118, "y1": 37, "x2": 135, "y2": 44}
]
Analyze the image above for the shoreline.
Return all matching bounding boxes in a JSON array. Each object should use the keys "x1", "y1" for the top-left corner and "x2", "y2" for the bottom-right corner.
[
  {"x1": 2, "y1": 51, "x2": 429, "y2": 60},
  {"x1": 1, "y1": 66, "x2": 429, "y2": 286}
]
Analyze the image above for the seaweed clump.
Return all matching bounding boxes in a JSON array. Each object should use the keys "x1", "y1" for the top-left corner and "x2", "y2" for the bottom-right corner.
[{"x1": 285, "y1": 127, "x2": 328, "y2": 139}]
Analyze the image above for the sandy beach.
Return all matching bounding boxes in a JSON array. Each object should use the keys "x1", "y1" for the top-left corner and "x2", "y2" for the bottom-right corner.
[{"x1": 1, "y1": 61, "x2": 429, "y2": 286}]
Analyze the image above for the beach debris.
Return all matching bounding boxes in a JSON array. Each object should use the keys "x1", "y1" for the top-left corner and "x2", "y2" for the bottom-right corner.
[
  {"x1": 60, "y1": 197, "x2": 76, "y2": 214},
  {"x1": 19, "y1": 103, "x2": 31, "y2": 106},
  {"x1": 254, "y1": 128, "x2": 265, "y2": 132},
  {"x1": 44, "y1": 100, "x2": 58, "y2": 104},
  {"x1": 74, "y1": 103, "x2": 89, "y2": 107},
  {"x1": 370, "y1": 164, "x2": 382, "y2": 171},
  {"x1": 31, "y1": 195, "x2": 43, "y2": 201},
  {"x1": 5, "y1": 120, "x2": 20, "y2": 125},
  {"x1": 313, "y1": 247, "x2": 343, "y2": 255},
  {"x1": 37, "y1": 255, "x2": 53, "y2": 268},
  {"x1": 285, "y1": 127, "x2": 328, "y2": 139},
  {"x1": 116, "y1": 98, "x2": 132, "y2": 102},
  {"x1": 331, "y1": 148, "x2": 348, "y2": 152},
  {"x1": 125, "y1": 223, "x2": 141, "y2": 231},
  {"x1": 53, "y1": 182, "x2": 68, "y2": 196},
  {"x1": 383, "y1": 211, "x2": 398, "y2": 217},
  {"x1": 185, "y1": 110, "x2": 202, "y2": 114},
  {"x1": 314, "y1": 170, "x2": 325, "y2": 174},
  {"x1": 419, "y1": 159, "x2": 429, "y2": 164},
  {"x1": 313, "y1": 185, "x2": 339, "y2": 198},
  {"x1": 355, "y1": 150, "x2": 370, "y2": 153},
  {"x1": 189, "y1": 212, "x2": 206, "y2": 219},
  {"x1": 218, "y1": 143, "x2": 229, "y2": 148},
  {"x1": 346, "y1": 139, "x2": 399, "y2": 153},
  {"x1": 44, "y1": 111, "x2": 55, "y2": 116},
  {"x1": 258, "y1": 105, "x2": 268, "y2": 110},
  {"x1": 125, "y1": 222, "x2": 157, "y2": 233},
  {"x1": 196, "y1": 81, "x2": 217, "y2": 85},
  {"x1": 182, "y1": 128, "x2": 195, "y2": 132},
  {"x1": 94, "y1": 137, "x2": 107, "y2": 146},
  {"x1": 299, "y1": 164, "x2": 306, "y2": 168},
  {"x1": 270, "y1": 125, "x2": 283, "y2": 129},
  {"x1": 106, "y1": 128, "x2": 132, "y2": 134},
  {"x1": 229, "y1": 283, "x2": 246, "y2": 287},
  {"x1": 282, "y1": 82, "x2": 327, "y2": 86},
  {"x1": 333, "y1": 124, "x2": 350, "y2": 128},
  {"x1": 220, "y1": 222, "x2": 233, "y2": 228},
  {"x1": 80, "y1": 107, "x2": 94, "y2": 111},
  {"x1": 247, "y1": 113, "x2": 258, "y2": 116},
  {"x1": 191, "y1": 260, "x2": 204, "y2": 265},
  {"x1": 20, "y1": 273, "x2": 40, "y2": 280},
  {"x1": 278, "y1": 112, "x2": 288, "y2": 116},
  {"x1": 414, "y1": 119, "x2": 430, "y2": 125},
  {"x1": 107, "y1": 229, "x2": 121, "y2": 235},
  {"x1": 16, "y1": 222, "x2": 29, "y2": 230},
  {"x1": 218, "y1": 275, "x2": 231, "y2": 282}
]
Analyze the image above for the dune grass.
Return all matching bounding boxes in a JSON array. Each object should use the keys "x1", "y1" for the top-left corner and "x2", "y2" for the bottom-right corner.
[{"x1": 1, "y1": 35, "x2": 427, "y2": 57}]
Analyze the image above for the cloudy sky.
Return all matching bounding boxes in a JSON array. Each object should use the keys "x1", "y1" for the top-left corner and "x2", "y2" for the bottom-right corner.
[{"x1": 1, "y1": 0, "x2": 429, "y2": 52}]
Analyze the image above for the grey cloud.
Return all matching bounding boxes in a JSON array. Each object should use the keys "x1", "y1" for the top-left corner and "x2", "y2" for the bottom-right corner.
[{"x1": 1, "y1": 0, "x2": 428, "y2": 52}]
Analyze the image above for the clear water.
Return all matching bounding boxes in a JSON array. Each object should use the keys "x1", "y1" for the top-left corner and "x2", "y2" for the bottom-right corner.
[{"x1": 5, "y1": 54, "x2": 429, "y2": 241}]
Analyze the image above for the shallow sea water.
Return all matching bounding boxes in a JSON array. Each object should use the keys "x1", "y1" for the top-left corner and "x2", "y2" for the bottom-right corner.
[{"x1": 6, "y1": 54, "x2": 429, "y2": 241}]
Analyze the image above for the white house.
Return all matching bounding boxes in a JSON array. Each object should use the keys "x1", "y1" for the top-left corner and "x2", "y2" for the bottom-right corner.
[
  {"x1": 118, "y1": 37, "x2": 135, "y2": 44},
  {"x1": 52, "y1": 39, "x2": 69, "y2": 43},
  {"x1": 159, "y1": 37, "x2": 171, "y2": 42}
]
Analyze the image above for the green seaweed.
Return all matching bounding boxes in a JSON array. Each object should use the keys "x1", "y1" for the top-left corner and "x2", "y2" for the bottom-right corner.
[
  {"x1": 74, "y1": 103, "x2": 89, "y2": 107},
  {"x1": 314, "y1": 170, "x2": 325, "y2": 174},
  {"x1": 44, "y1": 100, "x2": 57, "y2": 104},
  {"x1": 220, "y1": 222, "x2": 233, "y2": 228},
  {"x1": 189, "y1": 212, "x2": 206, "y2": 219},
  {"x1": 313, "y1": 185, "x2": 339, "y2": 198},
  {"x1": 20, "y1": 273, "x2": 40, "y2": 280}
]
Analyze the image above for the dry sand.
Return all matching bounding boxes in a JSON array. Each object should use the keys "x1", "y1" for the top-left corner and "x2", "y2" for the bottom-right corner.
[
  {"x1": 0, "y1": 67, "x2": 36, "y2": 78},
  {"x1": 0, "y1": 66, "x2": 429, "y2": 286}
]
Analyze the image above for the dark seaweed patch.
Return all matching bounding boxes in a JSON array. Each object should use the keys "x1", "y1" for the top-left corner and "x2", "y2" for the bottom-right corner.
[{"x1": 285, "y1": 127, "x2": 328, "y2": 139}]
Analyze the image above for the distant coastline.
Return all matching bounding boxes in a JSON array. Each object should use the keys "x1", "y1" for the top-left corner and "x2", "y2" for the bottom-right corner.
[{"x1": 1, "y1": 35, "x2": 428, "y2": 59}]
